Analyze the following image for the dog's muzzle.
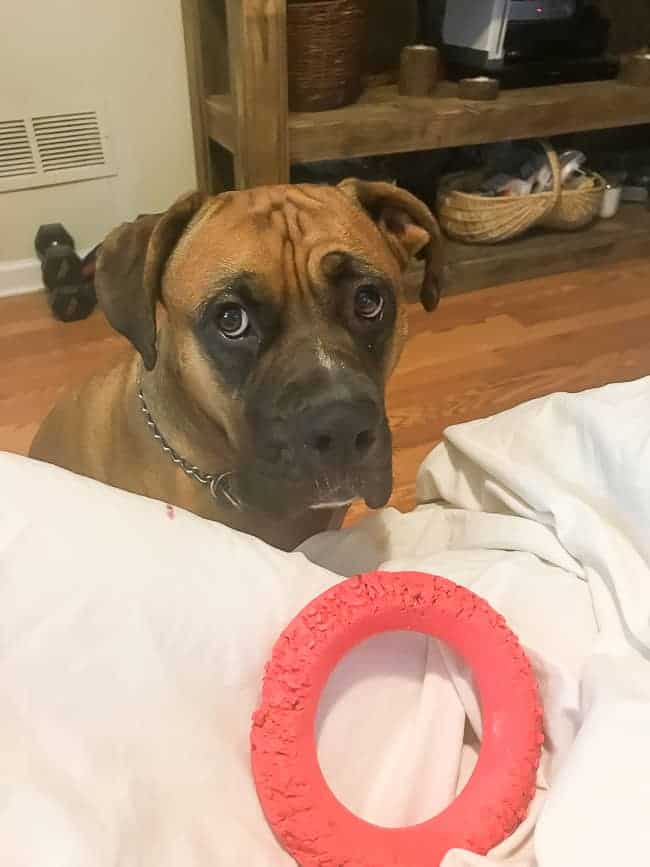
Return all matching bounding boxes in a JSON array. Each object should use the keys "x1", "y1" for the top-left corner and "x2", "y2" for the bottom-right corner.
[{"x1": 244, "y1": 367, "x2": 393, "y2": 513}]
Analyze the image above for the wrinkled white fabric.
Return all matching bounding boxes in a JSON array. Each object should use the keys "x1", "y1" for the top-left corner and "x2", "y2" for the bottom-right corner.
[{"x1": 1, "y1": 376, "x2": 649, "y2": 865}]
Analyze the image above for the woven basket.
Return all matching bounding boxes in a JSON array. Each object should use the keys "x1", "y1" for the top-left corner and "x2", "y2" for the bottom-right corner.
[
  {"x1": 540, "y1": 173, "x2": 606, "y2": 231},
  {"x1": 287, "y1": 0, "x2": 368, "y2": 112},
  {"x1": 437, "y1": 142, "x2": 605, "y2": 244}
]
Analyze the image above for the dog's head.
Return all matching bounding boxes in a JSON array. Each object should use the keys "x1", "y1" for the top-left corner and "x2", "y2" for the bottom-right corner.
[{"x1": 95, "y1": 181, "x2": 444, "y2": 515}]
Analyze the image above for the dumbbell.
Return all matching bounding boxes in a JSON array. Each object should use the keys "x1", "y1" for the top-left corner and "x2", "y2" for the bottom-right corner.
[{"x1": 34, "y1": 223, "x2": 97, "y2": 322}]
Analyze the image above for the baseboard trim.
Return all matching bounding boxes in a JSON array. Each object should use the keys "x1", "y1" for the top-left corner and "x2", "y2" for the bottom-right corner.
[
  {"x1": 0, "y1": 257, "x2": 43, "y2": 298},
  {"x1": 0, "y1": 248, "x2": 94, "y2": 299}
]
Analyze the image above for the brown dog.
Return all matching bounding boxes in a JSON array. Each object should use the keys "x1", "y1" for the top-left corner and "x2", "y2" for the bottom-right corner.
[{"x1": 30, "y1": 180, "x2": 443, "y2": 550}]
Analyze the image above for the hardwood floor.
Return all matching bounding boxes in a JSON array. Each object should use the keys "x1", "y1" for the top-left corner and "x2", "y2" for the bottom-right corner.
[{"x1": 2, "y1": 258, "x2": 650, "y2": 522}]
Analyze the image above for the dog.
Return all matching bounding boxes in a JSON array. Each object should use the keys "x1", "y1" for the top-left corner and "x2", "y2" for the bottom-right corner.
[{"x1": 30, "y1": 180, "x2": 444, "y2": 551}]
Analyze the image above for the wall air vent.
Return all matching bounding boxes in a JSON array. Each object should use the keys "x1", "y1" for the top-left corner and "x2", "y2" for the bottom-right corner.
[
  {"x1": 0, "y1": 119, "x2": 37, "y2": 184},
  {"x1": 0, "y1": 106, "x2": 116, "y2": 193}
]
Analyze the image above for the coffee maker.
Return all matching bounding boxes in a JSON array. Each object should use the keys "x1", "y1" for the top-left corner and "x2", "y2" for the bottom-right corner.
[{"x1": 421, "y1": 0, "x2": 616, "y2": 88}]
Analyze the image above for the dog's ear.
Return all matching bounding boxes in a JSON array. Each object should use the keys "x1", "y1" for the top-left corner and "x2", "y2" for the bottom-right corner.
[
  {"x1": 337, "y1": 178, "x2": 445, "y2": 312},
  {"x1": 95, "y1": 191, "x2": 206, "y2": 370}
]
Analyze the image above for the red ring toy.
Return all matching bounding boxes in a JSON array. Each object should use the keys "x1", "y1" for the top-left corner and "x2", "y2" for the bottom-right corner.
[{"x1": 251, "y1": 571, "x2": 543, "y2": 867}]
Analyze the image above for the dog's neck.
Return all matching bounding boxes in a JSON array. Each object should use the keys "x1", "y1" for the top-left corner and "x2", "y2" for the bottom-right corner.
[
  {"x1": 131, "y1": 353, "x2": 348, "y2": 551},
  {"x1": 139, "y1": 357, "x2": 234, "y2": 481}
]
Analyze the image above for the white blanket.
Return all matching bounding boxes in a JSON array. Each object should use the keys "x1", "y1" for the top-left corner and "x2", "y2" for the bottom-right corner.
[{"x1": 1, "y1": 377, "x2": 649, "y2": 866}]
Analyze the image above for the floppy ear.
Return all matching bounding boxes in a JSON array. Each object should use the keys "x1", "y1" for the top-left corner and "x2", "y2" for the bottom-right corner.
[
  {"x1": 337, "y1": 178, "x2": 445, "y2": 312},
  {"x1": 95, "y1": 191, "x2": 206, "y2": 370}
]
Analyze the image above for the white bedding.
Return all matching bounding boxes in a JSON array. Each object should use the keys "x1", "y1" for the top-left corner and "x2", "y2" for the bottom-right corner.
[{"x1": 1, "y1": 376, "x2": 649, "y2": 866}]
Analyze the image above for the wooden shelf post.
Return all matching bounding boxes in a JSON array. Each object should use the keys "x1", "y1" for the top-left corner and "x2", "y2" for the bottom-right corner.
[
  {"x1": 226, "y1": 0, "x2": 290, "y2": 188},
  {"x1": 180, "y1": 0, "x2": 213, "y2": 192}
]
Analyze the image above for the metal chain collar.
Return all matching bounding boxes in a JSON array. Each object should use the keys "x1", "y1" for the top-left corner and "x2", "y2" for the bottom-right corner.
[{"x1": 137, "y1": 383, "x2": 241, "y2": 510}]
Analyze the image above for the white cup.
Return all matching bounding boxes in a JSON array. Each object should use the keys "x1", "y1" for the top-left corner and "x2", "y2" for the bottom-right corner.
[{"x1": 600, "y1": 184, "x2": 622, "y2": 219}]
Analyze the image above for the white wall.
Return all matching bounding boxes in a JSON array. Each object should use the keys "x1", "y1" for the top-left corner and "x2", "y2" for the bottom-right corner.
[{"x1": 0, "y1": 0, "x2": 196, "y2": 266}]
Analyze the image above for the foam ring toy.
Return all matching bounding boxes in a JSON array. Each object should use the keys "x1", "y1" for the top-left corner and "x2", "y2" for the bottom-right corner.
[{"x1": 251, "y1": 571, "x2": 544, "y2": 867}]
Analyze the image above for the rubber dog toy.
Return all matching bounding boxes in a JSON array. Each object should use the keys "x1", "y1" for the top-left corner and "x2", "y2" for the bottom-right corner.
[{"x1": 251, "y1": 571, "x2": 543, "y2": 867}]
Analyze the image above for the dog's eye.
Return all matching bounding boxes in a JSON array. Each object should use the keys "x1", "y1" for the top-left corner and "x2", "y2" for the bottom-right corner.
[
  {"x1": 354, "y1": 285, "x2": 384, "y2": 321},
  {"x1": 217, "y1": 304, "x2": 250, "y2": 339}
]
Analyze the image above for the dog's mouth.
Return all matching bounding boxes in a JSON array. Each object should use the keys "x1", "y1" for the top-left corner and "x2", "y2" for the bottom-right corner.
[
  {"x1": 308, "y1": 469, "x2": 393, "y2": 511},
  {"x1": 307, "y1": 476, "x2": 357, "y2": 511},
  {"x1": 232, "y1": 462, "x2": 392, "y2": 516},
  {"x1": 309, "y1": 498, "x2": 355, "y2": 511}
]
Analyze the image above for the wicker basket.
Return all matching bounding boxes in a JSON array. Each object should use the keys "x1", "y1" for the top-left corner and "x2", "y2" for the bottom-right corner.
[
  {"x1": 437, "y1": 142, "x2": 605, "y2": 244},
  {"x1": 540, "y1": 173, "x2": 606, "y2": 231},
  {"x1": 287, "y1": 0, "x2": 368, "y2": 112}
]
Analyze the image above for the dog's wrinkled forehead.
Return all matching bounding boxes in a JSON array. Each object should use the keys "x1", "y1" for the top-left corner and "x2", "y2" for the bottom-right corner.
[{"x1": 163, "y1": 185, "x2": 400, "y2": 305}]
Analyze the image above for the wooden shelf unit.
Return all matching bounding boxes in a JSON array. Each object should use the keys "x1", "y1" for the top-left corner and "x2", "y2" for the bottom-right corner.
[
  {"x1": 181, "y1": 1, "x2": 650, "y2": 290},
  {"x1": 180, "y1": 0, "x2": 650, "y2": 190},
  {"x1": 205, "y1": 79, "x2": 650, "y2": 170}
]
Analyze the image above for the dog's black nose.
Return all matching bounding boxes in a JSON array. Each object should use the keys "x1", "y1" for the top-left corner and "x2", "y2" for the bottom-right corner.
[{"x1": 299, "y1": 399, "x2": 380, "y2": 466}]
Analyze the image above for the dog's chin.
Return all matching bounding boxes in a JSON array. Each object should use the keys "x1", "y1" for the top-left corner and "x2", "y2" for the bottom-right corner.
[{"x1": 233, "y1": 464, "x2": 392, "y2": 516}]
